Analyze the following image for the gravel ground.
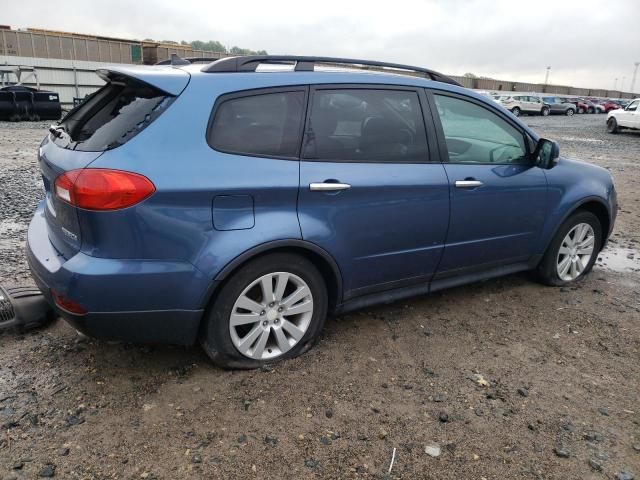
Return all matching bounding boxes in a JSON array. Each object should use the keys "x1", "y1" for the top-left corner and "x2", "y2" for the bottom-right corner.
[{"x1": 0, "y1": 115, "x2": 639, "y2": 479}]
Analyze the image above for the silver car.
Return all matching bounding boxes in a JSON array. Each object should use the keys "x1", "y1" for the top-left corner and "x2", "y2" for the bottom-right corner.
[{"x1": 498, "y1": 95, "x2": 550, "y2": 116}]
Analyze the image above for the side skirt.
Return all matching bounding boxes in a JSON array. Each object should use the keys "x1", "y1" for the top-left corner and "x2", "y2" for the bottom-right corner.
[{"x1": 334, "y1": 260, "x2": 538, "y2": 315}]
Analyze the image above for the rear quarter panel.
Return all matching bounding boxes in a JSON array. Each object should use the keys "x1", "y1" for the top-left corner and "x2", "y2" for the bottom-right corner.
[{"x1": 84, "y1": 74, "x2": 305, "y2": 305}]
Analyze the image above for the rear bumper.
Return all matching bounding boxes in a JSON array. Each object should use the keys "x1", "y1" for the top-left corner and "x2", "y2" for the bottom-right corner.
[{"x1": 26, "y1": 202, "x2": 205, "y2": 345}]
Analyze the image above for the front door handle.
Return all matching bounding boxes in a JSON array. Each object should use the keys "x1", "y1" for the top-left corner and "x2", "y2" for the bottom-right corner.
[
  {"x1": 309, "y1": 182, "x2": 351, "y2": 192},
  {"x1": 455, "y1": 180, "x2": 483, "y2": 188}
]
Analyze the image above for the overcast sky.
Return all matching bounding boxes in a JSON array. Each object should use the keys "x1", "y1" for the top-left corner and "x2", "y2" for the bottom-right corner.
[{"x1": 5, "y1": 0, "x2": 640, "y2": 91}]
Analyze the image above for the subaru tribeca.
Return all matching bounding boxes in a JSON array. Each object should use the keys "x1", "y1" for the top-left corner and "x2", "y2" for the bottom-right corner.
[{"x1": 27, "y1": 56, "x2": 617, "y2": 368}]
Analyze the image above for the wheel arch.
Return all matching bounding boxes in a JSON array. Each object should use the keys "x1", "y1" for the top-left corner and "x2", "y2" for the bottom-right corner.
[
  {"x1": 540, "y1": 197, "x2": 611, "y2": 260},
  {"x1": 199, "y1": 239, "x2": 343, "y2": 314}
]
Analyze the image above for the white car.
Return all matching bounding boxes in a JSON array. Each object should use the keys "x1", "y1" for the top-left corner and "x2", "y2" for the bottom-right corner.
[{"x1": 607, "y1": 98, "x2": 640, "y2": 133}]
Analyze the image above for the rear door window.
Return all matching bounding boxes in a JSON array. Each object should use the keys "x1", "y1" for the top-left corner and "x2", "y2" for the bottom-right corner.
[
  {"x1": 208, "y1": 90, "x2": 306, "y2": 158},
  {"x1": 302, "y1": 88, "x2": 429, "y2": 163},
  {"x1": 54, "y1": 78, "x2": 174, "y2": 152}
]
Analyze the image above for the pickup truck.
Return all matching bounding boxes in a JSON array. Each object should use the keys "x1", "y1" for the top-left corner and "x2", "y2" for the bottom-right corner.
[{"x1": 607, "y1": 98, "x2": 640, "y2": 133}]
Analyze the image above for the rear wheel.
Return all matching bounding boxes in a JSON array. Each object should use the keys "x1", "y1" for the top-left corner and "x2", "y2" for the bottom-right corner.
[
  {"x1": 566, "y1": 108, "x2": 575, "y2": 116},
  {"x1": 588, "y1": 107, "x2": 595, "y2": 114},
  {"x1": 511, "y1": 107, "x2": 521, "y2": 117},
  {"x1": 200, "y1": 253, "x2": 328, "y2": 369},
  {"x1": 536, "y1": 211, "x2": 602, "y2": 286},
  {"x1": 607, "y1": 117, "x2": 619, "y2": 134},
  {"x1": 578, "y1": 107, "x2": 585, "y2": 114},
  {"x1": 541, "y1": 107, "x2": 550, "y2": 116}
]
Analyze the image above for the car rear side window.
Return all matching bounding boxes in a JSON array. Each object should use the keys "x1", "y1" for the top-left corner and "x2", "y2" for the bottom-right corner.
[
  {"x1": 54, "y1": 78, "x2": 174, "y2": 152},
  {"x1": 302, "y1": 89, "x2": 428, "y2": 163},
  {"x1": 208, "y1": 91, "x2": 306, "y2": 158}
]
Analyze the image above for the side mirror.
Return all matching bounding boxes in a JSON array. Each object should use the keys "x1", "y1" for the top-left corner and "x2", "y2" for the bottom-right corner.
[{"x1": 534, "y1": 138, "x2": 560, "y2": 169}]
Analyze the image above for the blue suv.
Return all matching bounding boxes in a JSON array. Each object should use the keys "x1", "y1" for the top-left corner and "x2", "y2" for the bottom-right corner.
[{"x1": 27, "y1": 56, "x2": 617, "y2": 368}]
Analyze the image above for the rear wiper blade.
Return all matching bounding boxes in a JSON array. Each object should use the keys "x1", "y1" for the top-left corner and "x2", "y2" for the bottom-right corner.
[{"x1": 48, "y1": 124, "x2": 66, "y2": 138}]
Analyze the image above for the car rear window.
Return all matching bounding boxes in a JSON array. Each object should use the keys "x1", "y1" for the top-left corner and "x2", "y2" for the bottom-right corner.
[
  {"x1": 53, "y1": 78, "x2": 174, "y2": 152},
  {"x1": 208, "y1": 90, "x2": 306, "y2": 158}
]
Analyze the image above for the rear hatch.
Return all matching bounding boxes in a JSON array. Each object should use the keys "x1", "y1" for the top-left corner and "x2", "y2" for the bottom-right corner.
[{"x1": 39, "y1": 66, "x2": 189, "y2": 258}]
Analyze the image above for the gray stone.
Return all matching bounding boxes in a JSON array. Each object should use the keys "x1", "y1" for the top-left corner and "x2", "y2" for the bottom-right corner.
[
  {"x1": 425, "y1": 444, "x2": 441, "y2": 457},
  {"x1": 39, "y1": 464, "x2": 55, "y2": 477},
  {"x1": 616, "y1": 472, "x2": 634, "y2": 480},
  {"x1": 589, "y1": 458, "x2": 603, "y2": 472}
]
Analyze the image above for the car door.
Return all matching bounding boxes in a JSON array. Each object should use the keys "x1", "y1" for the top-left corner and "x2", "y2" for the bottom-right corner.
[
  {"x1": 297, "y1": 86, "x2": 450, "y2": 299},
  {"x1": 527, "y1": 96, "x2": 543, "y2": 114},
  {"x1": 624, "y1": 100, "x2": 640, "y2": 127},
  {"x1": 428, "y1": 91, "x2": 548, "y2": 283},
  {"x1": 544, "y1": 97, "x2": 560, "y2": 113}
]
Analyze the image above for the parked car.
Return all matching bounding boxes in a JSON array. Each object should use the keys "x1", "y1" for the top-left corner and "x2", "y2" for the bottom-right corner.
[
  {"x1": 27, "y1": 55, "x2": 617, "y2": 368},
  {"x1": 600, "y1": 100, "x2": 622, "y2": 113},
  {"x1": 497, "y1": 94, "x2": 549, "y2": 116},
  {"x1": 476, "y1": 91, "x2": 501, "y2": 103},
  {"x1": 542, "y1": 96, "x2": 577, "y2": 116},
  {"x1": 607, "y1": 98, "x2": 640, "y2": 133},
  {"x1": 559, "y1": 97, "x2": 590, "y2": 114},
  {"x1": 579, "y1": 99, "x2": 598, "y2": 114}
]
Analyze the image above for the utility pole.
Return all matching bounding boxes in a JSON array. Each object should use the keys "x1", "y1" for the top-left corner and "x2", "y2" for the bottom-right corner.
[
  {"x1": 631, "y1": 62, "x2": 639, "y2": 94},
  {"x1": 544, "y1": 66, "x2": 551, "y2": 85},
  {"x1": 614, "y1": 78, "x2": 618, "y2": 90}
]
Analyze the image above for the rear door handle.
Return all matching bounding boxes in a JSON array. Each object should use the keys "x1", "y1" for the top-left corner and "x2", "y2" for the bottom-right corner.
[
  {"x1": 309, "y1": 182, "x2": 351, "y2": 192},
  {"x1": 455, "y1": 180, "x2": 483, "y2": 188}
]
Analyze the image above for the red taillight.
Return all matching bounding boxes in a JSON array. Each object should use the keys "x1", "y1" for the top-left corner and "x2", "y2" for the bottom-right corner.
[
  {"x1": 54, "y1": 169, "x2": 156, "y2": 211},
  {"x1": 51, "y1": 289, "x2": 88, "y2": 315}
]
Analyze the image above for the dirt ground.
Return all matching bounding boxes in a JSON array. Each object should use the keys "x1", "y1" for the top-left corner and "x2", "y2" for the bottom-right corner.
[{"x1": 0, "y1": 115, "x2": 638, "y2": 479}]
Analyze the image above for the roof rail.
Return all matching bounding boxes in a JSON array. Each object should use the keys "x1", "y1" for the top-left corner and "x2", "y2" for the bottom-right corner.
[
  {"x1": 155, "y1": 55, "x2": 226, "y2": 66},
  {"x1": 200, "y1": 55, "x2": 462, "y2": 86}
]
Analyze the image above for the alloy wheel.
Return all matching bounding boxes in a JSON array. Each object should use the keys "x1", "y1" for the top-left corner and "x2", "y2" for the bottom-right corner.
[
  {"x1": 556, "y1": 223, "x2": 595, "y2": 281},
  {"x1": 229, "y1": 272, "x2": 314, "y2": 360}
]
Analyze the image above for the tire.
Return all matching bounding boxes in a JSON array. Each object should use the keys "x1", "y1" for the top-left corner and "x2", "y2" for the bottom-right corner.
[
  {"x1": 607, "y1": 117, "x2": 619, "y2": 134},
  {"x1": 541, "y1": 107, "x2": 550, "y2": 116},
  {"x1": 588, "y1": 107, "x2": 595, "y2": 114},
  {"x1": 578, "y1": 107, "x2": 585, "y2": 114},
  {"x1": 200, "y1": 253, "x2": 328, "y2": 369},
  {"x1": 511, "y1": 107, "x2": 521, "y2": 117},
  {"x1": 536, "y1": 211, "x2": 602, "y2": 286},
  {"x1": 565, "y1": 108, "x2": 575, "y2": 116}
]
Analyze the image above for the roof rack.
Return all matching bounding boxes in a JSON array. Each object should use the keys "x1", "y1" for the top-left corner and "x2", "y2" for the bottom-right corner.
[
  {"x1": 155, "y1": 54, "x2": 226, "y2": 66},
  {"x1": 200, "y1": 55, "x2": 462, "y2": 86}
]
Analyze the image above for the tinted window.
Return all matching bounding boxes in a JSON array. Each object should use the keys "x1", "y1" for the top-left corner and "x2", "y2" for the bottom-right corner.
[
  {"x1": 209, "y1": 91, "x2": 305, "y2": 158},
  {"x1": 627, "y1": 100, "x2": 638, "y2": 111},
  {"x1": 55, "y1": 79, "x2": 174, "y2": 152},
  {"x1": 434, "y1": 94, "x2": 528, "y2": 165},
  {"x1": 303, "y1": 89, "x2": 428, "y2": 162}
]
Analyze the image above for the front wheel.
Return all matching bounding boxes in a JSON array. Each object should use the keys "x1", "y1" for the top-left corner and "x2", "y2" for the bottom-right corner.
[
  {"x1": 541, "y1": 107, "x2": 550, "y2": 116},
  {"x1": 578, "y1": 107, "x2": 585, "y2": 114},
  {"x1": 565, "y1": 108, "x2": 575, "y2": 116},
  {"x1": 607, "y1": 117, "x2": 619, "y2": 134},
  {"x1": 511, "y1": 107, "x2": 521, "y2": 117},
  {"x1": 200, "y1": 253, "x2": 328, "y2": 369},
  {"x1": 536, "y1": 211, "x2": 602, "y2": 286}
]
